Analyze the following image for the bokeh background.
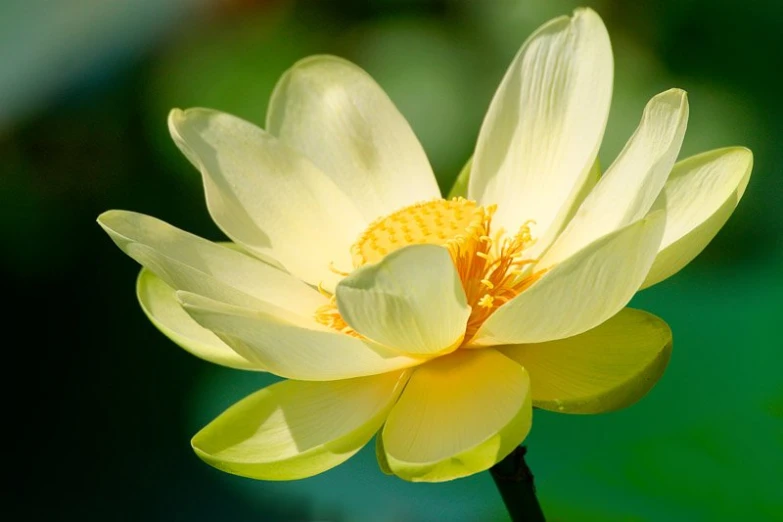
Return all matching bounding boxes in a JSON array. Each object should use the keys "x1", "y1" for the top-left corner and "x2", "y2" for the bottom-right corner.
[{"x1": 3, "y1": 0, "x2": 781, "y2": 520}]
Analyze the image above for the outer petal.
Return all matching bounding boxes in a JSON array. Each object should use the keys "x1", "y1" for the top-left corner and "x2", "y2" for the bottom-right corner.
[
  {"x1": 542, "y1": 89, "x2": 688, "y2": 265},
  {"x1": 642, "y1": 147, "x2": 753, "y2": 288},
  {"x1": 381, "y1": 349, "x2": 532, "y2": 482},
  {"x1": 375, "y1": 431, "x2": 394, "y2": 475},
  {"x1": 98, "y1": 210, "x2": 325, "y2": 316},
  {"x1": 192, "y1": 370, "x2": 409, "y2": 480},
  {"x1": 137, "y1": 269, "x2": 259, "y2": 370},
  {"x1": 468, "y1": 8, "x2": 613, "y2": 246},
  {"x1": 178, "y1": 292, "x2": 428, "y2": 381},
  {"x1": 168, "y1": 108, "x2": 365, "y2": 289},
  {"x1": 471, "y1": 212, "x2": 665, "y2": 346},
  {"x1": 336, "y1": 245, "x2": 470, "y2": 356},
  {"x1": 499, "y1": 308, "x2": 672, "y2": 413},
  {"x1": 266, "y1": 55, "x2": 440, "y2": 220}
]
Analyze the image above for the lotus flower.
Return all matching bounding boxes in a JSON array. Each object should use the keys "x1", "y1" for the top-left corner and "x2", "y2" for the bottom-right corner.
[{"x1": 98, "y1": 8, "x2": 752, "y2": 482}]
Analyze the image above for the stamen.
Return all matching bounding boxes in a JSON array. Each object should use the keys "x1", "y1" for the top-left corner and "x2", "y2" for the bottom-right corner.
[
  {"x1": 328, "y1": 261, "x2": 350, "y2": 276},
  {"x1": 314, "y1": 297, "x2": 361, "y2": 337},
  {"x1": 478, "y1": 294, "x2": 494, "y2": 308},
  {"x1": 316, "y1": 282, "x2": 331, "y2": 298},
  {"x1": 480, "y1": 279, "x2": 495, "y2": 290}
]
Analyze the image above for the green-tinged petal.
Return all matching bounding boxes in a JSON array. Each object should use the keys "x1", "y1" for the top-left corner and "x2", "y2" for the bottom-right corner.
[
  {"x1": 499, "y1": 308, "x2": 672, "y2": 413},
  {"x1": 178, "y1": 292, "x2": 428, "y2": 381},
  {"x1": 266, "y1": 55, "x2": 439, "y2": 220},
  {"x1": 642, "y1": 147, "x2": 753, "y2": 288},
  {"x1": 381, "y1": 349, "x2": 532, "y2": 482},
  {"x1": 543, "y1": 89, "x2": 688, "y2": 265},
  {"x1": 168, "y1": 108, "x2": 365, "y2": 290},
  {"x1": 97, "y1": 210, "x2": 325, "y2": 316},
  {"x1": 192, "y1": 370, "x2": 409, "y2": 480},
  {"x1": 375, "y1": 432, "x2": 393, "y2": 475},
  {"x1": 137, "y1": 269, "x2": 260, "y2": 370},
  {"x1": 447, "y1": 156, "x2": 472, "y2": 199},
  {"x1": 336, "y1": 245, "x2": 470, "y2": 355},
  {"x1": 471, "y1": 212, "x2": 665, "y2": 346},
  {"x1": 469, "y1": 8, "x2": 612, "y2": 250}
]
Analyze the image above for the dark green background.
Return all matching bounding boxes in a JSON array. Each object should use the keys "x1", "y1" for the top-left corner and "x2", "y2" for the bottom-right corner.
[{"x1": 2, "y1": 0, "x2": 781, "y2": 520}]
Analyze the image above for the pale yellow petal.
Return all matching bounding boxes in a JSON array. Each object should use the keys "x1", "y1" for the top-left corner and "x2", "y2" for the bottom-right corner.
[
  {"x1": 136, "y1": 269, "x2": 259, "y2": 370},
  {"x1": 642, "y1": 147, "x2": 753, "y2": 288},
  {"x1": 543, "y1": 89, "x2": 688, "y2": 265},
  {"x1": 469, "y1": 8, "x2": 613, "y2": 248},
  {"x1": 514, "y1": 158, "x2": 605, "y2": 259},
  {"x1": 192, "y1": 370, "x2": 408, "y2": 480},
  {"x1": 336, "y1": 245, "x2": 470, "y2": 355},
  {"x1": 451, "y1": 156, "x2": 601, "y2": 242},
  {"x1": 381, "y1": 349, "x2": 532, "y2": 482},
  {"x1": 178, "y1": 292, "x2": 428, "y2": 381},
  {"x1": 471, "y1": 212, "x2": 665, "y2": 346},
  {"x1": 168, "y1": 108, "x2": 365, "y2": 289},
  {"x1": 98, "y1": 210, "x2": 325, "y2": 315},
  {"x1": 500, "y1": 308, "x2": 672, "y2": 413},
  {"x1": 267, "y1": 55, "x2": 439, "y2": 220},
  {"x1": 558, "y1": 157, "x2": 602, "y2": 230}
]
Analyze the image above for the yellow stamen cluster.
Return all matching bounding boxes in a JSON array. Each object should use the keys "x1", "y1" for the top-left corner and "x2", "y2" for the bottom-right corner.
[
  {"x1": 315, "y1": 198, "x2": 544, "y2": 345},
  {"x1": 314, "y1": 293, "x2": 359, "y2": 337}
]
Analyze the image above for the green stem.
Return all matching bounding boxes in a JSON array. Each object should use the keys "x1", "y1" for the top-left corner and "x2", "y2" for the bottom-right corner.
[{"x1": 490, "y1": 446, "x2": 546, "y2": 522}]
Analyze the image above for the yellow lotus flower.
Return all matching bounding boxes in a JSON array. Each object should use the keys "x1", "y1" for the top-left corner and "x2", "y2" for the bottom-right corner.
[{"x1": 98, "y1": 8, "x2": 752, "y2": 483}]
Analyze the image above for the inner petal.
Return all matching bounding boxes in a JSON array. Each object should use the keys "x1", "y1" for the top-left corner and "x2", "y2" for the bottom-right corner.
[{"x1": 317, "y1": 198, "x2": 546, "y2": 344}]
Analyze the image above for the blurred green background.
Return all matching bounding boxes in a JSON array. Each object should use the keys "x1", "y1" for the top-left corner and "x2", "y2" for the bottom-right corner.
[{"x1": 3, "y1": 0, "x2": 781, "y2": 520}]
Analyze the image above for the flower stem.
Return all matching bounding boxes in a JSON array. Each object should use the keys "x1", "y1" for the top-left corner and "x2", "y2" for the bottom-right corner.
[{"x1": 490, "y1": 446, "x2": 546, "y2": 522}]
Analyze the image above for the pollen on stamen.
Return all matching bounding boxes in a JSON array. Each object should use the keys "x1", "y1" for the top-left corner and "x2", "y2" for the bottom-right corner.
[{"x1": 478, "y1": 294, "x2": 495, "y2": 308}]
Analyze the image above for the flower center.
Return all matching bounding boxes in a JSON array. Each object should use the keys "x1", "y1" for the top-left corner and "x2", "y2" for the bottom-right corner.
[{"x1": 316, "y1": 198, "x2": 544, "y2": 344}]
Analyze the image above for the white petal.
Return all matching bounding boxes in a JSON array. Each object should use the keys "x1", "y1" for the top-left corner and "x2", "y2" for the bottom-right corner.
[
  {"x1": 267, "y1": 55, "x2": 440, "y2": 220},
  {"x1": 381, "y1": 349, "x2": 532, "y2": 482},
  {"x1": 168, "y1": 108, "x2": 365, "y2": 289},
  {"x1": 336, "y1": 245, "x2": 470, "y2": 355},
  {"x1": 642, "y1": 147, "x2": 753, "y2": 288},
  {"x1": 178, "y1": 292, "x2": 428, "y2": 381},
  {"x1": 136, "y1": 269, "x2": 259, "y2": 370},
  {"x1": 97, "y1": 210, "x2": 325, "y2": 316},
  {"x1": 541, "y1": 89, "x2": 688, "y2": 265},
  {"x1": 468, "y1": 8, "x2": 613, "y2": 246},
  {"x1": 471, "y1": 212, "x2": 665, "y2": 346},
  {"x1": 192, "y1": 370, "x2": 408, "y2": 480}
]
